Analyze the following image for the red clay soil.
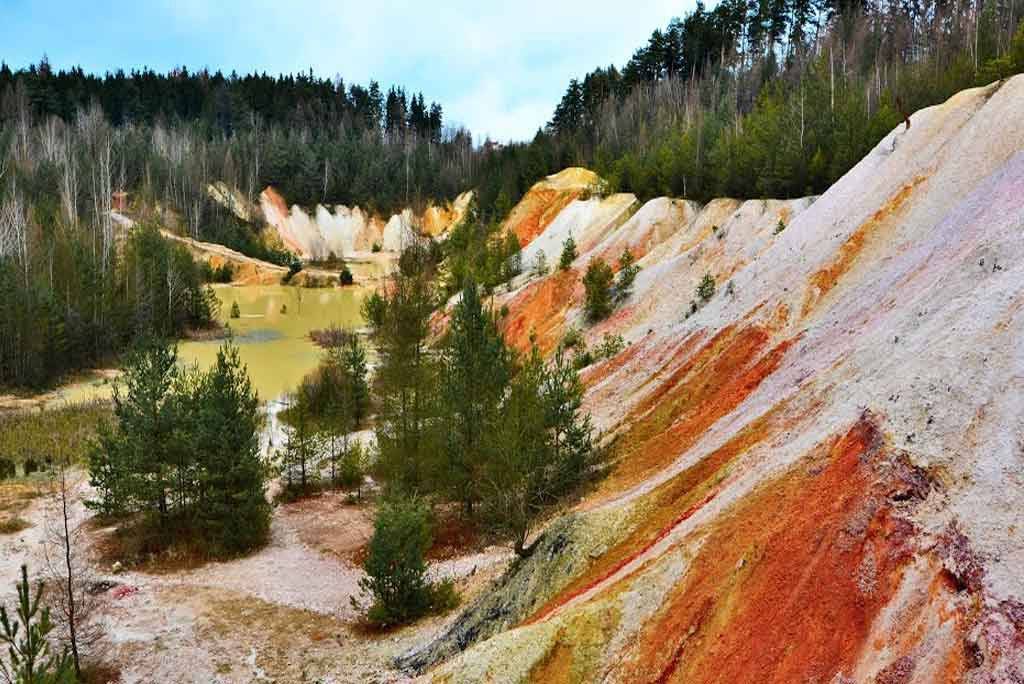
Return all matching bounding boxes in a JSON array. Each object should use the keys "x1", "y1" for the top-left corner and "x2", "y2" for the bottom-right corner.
[
  {"x1": 618, "y1": 417, "x2": 938, "y2": 684},
  {"x1": 801, "y1": 177, "x2": 926, "y2": 319},
  {"x1": 599, "y1": 324, "x2": 797, "y2": 496},
  {"x1": 501, "y1": 269, "x2": 580, "y2": 355},
  {"x1": 527, "y1": 406, "x2": 788, "y2": 626}
]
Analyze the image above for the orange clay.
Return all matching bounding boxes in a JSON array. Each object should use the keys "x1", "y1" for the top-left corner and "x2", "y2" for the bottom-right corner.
[
  {"x1": 802, "y1": 177, "x2": 926, "y2": 319},
  {"x1": 602, "y1": 326, "x2": 796, "y2": 495},
  {"x1": 620, "y1": 418, "x2": 921, "y2": 684}
]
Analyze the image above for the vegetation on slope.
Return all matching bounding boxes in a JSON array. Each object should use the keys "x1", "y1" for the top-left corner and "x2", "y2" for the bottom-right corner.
[{"x1": 476, "y1": 1, "x2": 1024, "y2": 213}]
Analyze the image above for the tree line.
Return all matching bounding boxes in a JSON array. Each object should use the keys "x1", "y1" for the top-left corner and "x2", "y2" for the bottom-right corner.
[
  {"x1": 474, "y1": 0, "x2": 1024, "y2": 215},
  {"x1": 0, "y1": 59, "x2": 473, "y2": 216}
]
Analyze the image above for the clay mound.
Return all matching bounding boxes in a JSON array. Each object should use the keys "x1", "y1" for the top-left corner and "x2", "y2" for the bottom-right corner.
[
  {"x1": 159, "y1": 230, "x2": 287, "y2": 286},
  {"x1": 409, "y1": 76, "x2": 1024, "y2": 682},
  {"x1": 259, "y1": 188, "x2": 472, "y2": 260},
  {"x1": 503, "y1": 168, "x2": 603, "y2": 248},
  {"x1": 423, "y1": 190, "x2": 475, "y2": 238}
]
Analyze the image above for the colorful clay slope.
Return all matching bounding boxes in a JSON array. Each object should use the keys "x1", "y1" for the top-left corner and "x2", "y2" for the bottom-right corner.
[
  {"x1": 405, "y1": 76, "x2": 1024, "y2": 683},
  {"x1": 259, "y1": 187, "x2": 474, "y2": 260}
]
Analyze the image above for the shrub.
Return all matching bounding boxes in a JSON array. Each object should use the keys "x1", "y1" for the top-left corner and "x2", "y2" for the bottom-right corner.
[
  {"x1": 338, "y1": 441, "x2": 367, "y2": 493},
  {"x1": 614, "y1": 249, "x2": 639, "y2": 302},
  {"x1": 280, "y1": 304, "x2": 288, "y2": 315},
  {"x1": 339, "y1": 266, "x2": 355, "y2": 286},
  {"x1": 697, "y1": 273, "x2": 716, "y2": 301},
  {"x1": 371, "y1": 242, "x2": 382, "y2": 253},
  {"x1": 559, "y1": 236, "x2": 577, "y2": 270},
  {"x1": 0, "y1": 517, "x2": 31, "y2": 535},
  {"x1": 774, "y1": 219, "x2": 786, "y2": 235},
  {"x1": 596, "y1": 333, "x2": 625, "y2": 360},
  {"x1": 282, "y1": 258, "x2": 303, "y2": 284},
  {"x1": 358, "y1": 498, "x2": 456, "y2": 627},
  {"x1": 573, "y1": 350, "x2": 595, "y2": 369},
  {"x1": 583, "y1": 258, "x2": 615, "y2": 322},
  {"x1": 560, "y1": 327, "x2": 584, "y2": 350},
  {"x1": 230, "y1": 301, "x2": 241, "y2": 319}
]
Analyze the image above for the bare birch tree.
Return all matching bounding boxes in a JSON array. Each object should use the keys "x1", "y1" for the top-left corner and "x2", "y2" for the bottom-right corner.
[{"x1": 42, "y1": 442, "x2": 104, "y2": 679}]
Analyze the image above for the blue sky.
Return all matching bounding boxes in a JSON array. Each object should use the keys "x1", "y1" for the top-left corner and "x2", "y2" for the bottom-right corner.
[{"x1": 0, "y1": 1, "x2": 691, "y2": 142}]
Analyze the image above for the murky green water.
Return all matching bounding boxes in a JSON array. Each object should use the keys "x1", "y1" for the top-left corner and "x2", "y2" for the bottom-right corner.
[{"x1": 54, "y1": 285, "x2": 368, "y2": 406}]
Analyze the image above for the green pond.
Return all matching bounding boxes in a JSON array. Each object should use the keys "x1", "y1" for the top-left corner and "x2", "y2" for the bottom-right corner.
[{"x1": 56, "y1": 284, "x2": 368, "y2": 405}]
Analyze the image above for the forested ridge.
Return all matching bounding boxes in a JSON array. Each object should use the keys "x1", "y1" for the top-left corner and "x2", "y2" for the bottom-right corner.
[
  {"x1": 2, "y1": 0, "x2": 1024, "y2": 389},
  {"x1": 476, "y1": 0, "x2": 1024, "y2": 210}
]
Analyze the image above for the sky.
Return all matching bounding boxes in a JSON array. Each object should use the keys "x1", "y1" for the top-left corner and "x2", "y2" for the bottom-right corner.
[{"x1": 0, "y1": 0, "x2": 693, "y2": 142}]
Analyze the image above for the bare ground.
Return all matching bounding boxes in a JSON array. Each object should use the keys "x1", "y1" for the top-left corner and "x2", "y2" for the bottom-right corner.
[{"x1": 0, "y1": 477, "x2": 512, "y2": 683}]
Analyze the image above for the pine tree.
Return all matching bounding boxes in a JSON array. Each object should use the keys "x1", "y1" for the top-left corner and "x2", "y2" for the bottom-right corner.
[
  {"x1": 358, "y1": 498, "x2": 434, "y2": 626},
  {"x1": 87, "y1": 337, "x2": 179, "y2": 519},
  {"x1": 0, "y1": 566, "x2": 76, "y2": 684},
  {"x1": 614, "y1": 249, "x2": 640, "y2": 302},
  {"x1": 559, "y1": 236, "x2": 578, "y2": 270},
  {"x1": 484, "y1": 346, "x2": 596, "y2": 556},
  {"x1": 191, "y1": 339, "x2": 270, "y2": 554},
  {"x1": 341, "y1": 333, "x2": 369, "y2": 428},
  {"x1": 485, "y1": 347, "x2": 550, "y2": 556},
  {"x1": 365, "y1": 245, "x2": 440, "y2": 494},
  {"x1": 583, "y1": 258, "x2": 615, "y2": 322}
]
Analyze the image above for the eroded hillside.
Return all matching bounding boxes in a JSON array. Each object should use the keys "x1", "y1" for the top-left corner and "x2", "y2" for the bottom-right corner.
[
  {"x1": 404, "y1": 76, "x2": 1024, "y2": 683},
  {"x1": 259, "y1": 187, "x2": 474, "y2": 260}
]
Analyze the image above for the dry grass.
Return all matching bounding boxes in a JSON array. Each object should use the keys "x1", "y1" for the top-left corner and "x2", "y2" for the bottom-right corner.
[
  {"x1": 0, "y1": 480, "x2": 43, "y2": 535},
  {"x1": 280, "y1": 490, "x2": 374, "y2": 565},
  {"x1": 79, "y1": 661, "x2": 123, "y2": 684},
  {"x1": 0, "y1": 516, "x2": 31, "y2": 535}
]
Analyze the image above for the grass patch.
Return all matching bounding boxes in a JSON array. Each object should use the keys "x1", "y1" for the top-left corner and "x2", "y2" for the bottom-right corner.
[
  {"x1": 0, "y1": 480, "x2": 44, "y2": 535},
  {"x1": 0, "y1": 400, "x2": 110, "y2": 472},
  {"x1": 0, "y1": 516, "x2": 31, "y2": 535}
]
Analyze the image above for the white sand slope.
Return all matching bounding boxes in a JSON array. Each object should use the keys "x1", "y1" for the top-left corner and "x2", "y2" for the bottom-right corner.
[{"x1": 416, "y1": 76, "x2": 1024, "y2": 683}]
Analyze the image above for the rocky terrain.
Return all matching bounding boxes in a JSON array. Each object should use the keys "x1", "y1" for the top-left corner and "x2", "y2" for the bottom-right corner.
[
  {"x1": 259, "y1": 187, "x2": 474, "y2": 260},
  {"x1": 402, "y1": 76, "x2": 1024, "y2": 682}
]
